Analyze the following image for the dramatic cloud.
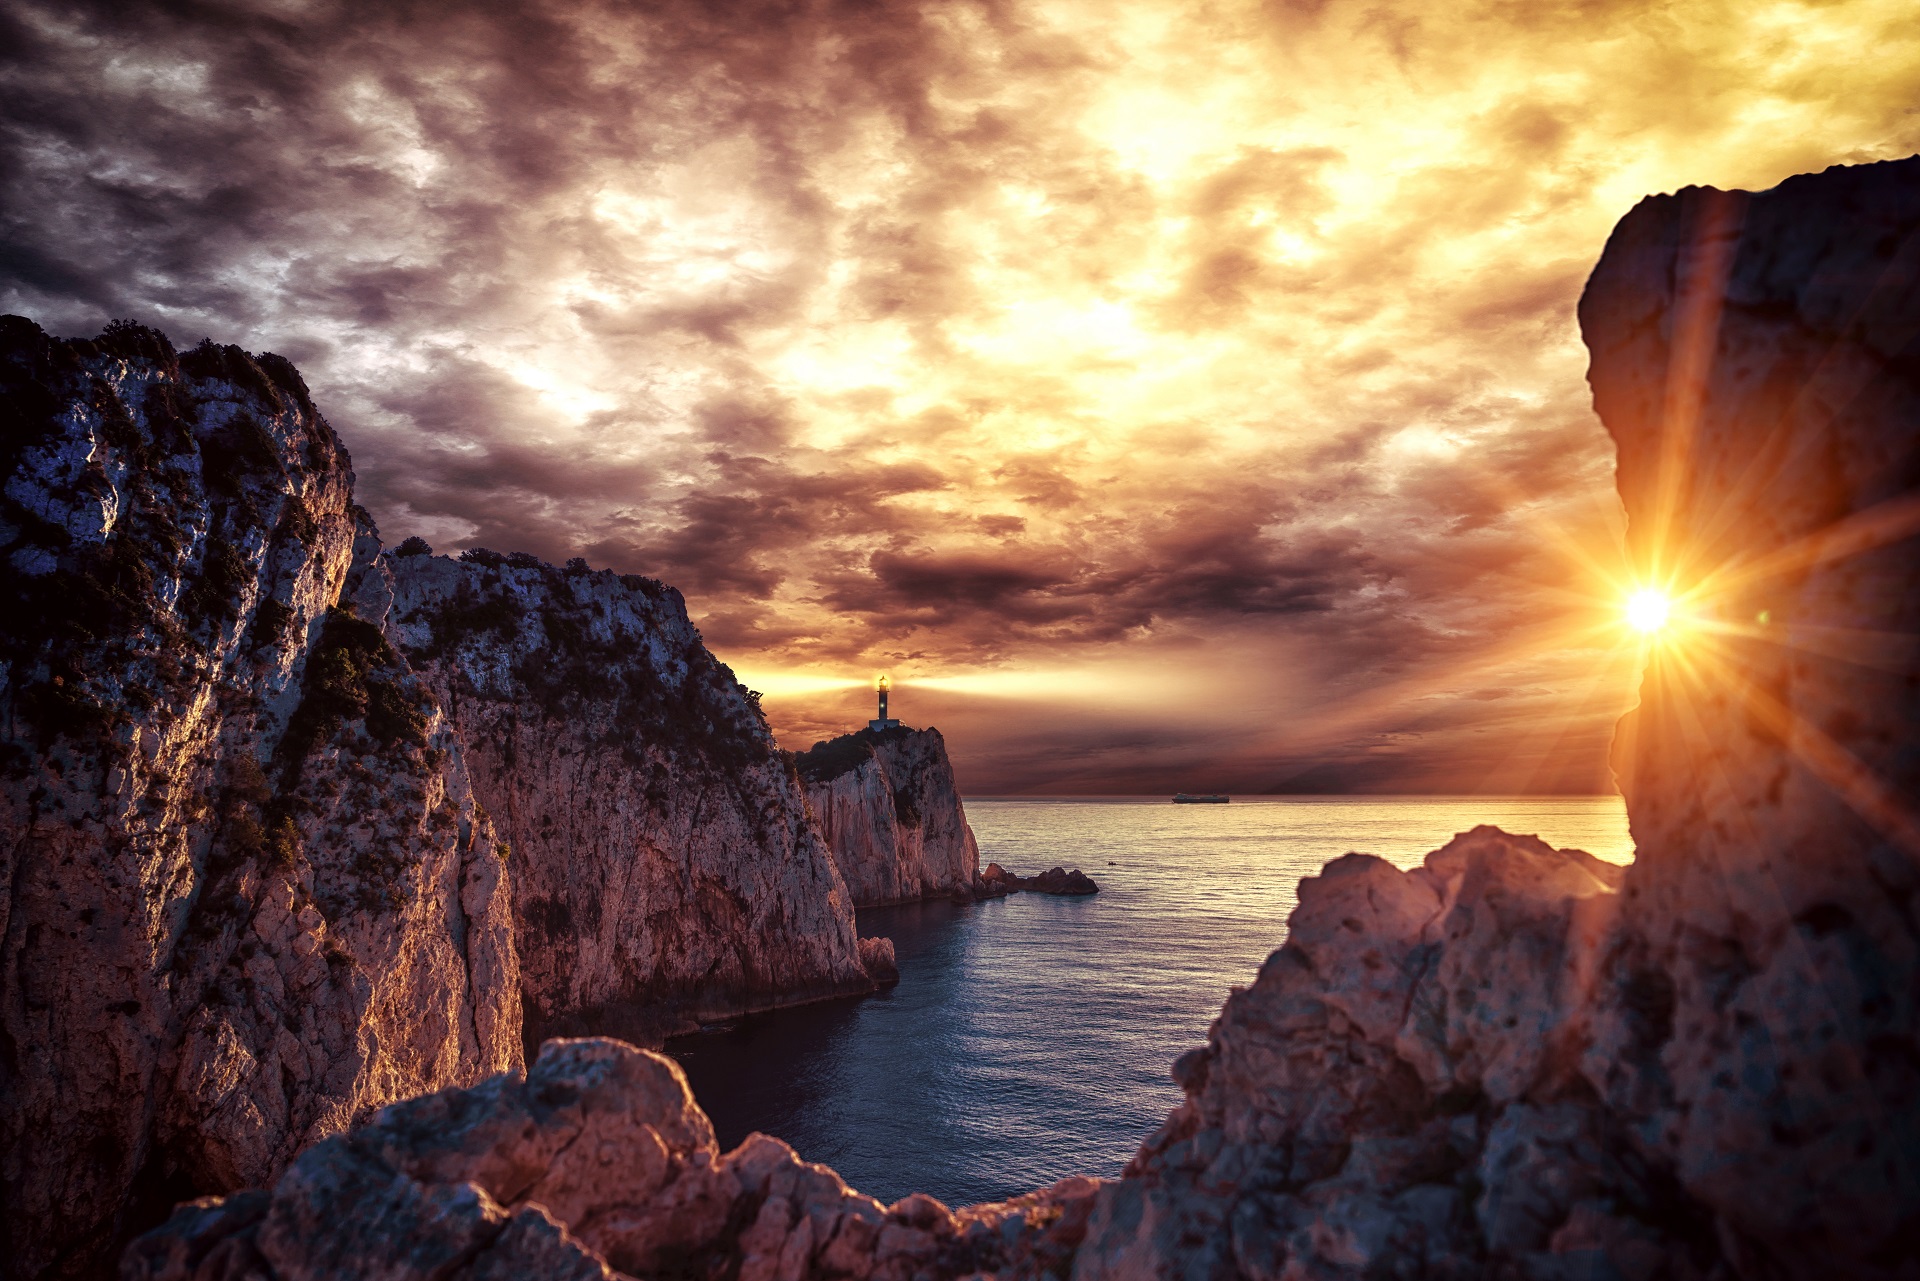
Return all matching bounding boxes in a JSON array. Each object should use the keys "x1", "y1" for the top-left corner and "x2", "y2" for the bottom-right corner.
[{"x1": 4, "y1": 0, "x2": 1917, "y2": 791}]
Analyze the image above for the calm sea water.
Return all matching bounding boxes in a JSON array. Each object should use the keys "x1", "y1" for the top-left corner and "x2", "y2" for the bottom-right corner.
[{"x1": 667, "y1": 796, "x2": 1631, "y2": 1208}]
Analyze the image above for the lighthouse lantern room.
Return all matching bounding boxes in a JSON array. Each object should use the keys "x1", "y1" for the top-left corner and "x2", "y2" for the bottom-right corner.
[{"x1": 869, "y1": 674, "x2": 901, "y2": 732}]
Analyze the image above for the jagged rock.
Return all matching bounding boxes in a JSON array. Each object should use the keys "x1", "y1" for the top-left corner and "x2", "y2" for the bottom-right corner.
[
  {"x1": 0, "y1": 318, "x2": 522, "y2": 1281},
  {"x1": 378, "y1": 552, "x2": 883, "y2": 1048},
  {"x1": 971, "y1": 862, "x2": 1098, "y2": 898},
  {"x1": 1579, "y1": 155, "x2": 1920, "y2": 1276},
  {"x1": 126, "y1": 1039, "x2": 1100, "y2": 1281},
  {"x1": 1082, "y1": 826, "x2": 1705, "y2": 1281},
  {"x1": 1021, "y1": 866, "x2": 1098, "y2": 896},
  {"x1": 794, "y1": 727, "x2": 979, "y2": 907}
]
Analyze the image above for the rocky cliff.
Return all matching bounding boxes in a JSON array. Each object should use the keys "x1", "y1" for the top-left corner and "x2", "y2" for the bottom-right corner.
[
  {"x1": 0, "y1": 318, "x2": 522, "y2": 1281},
  {"x1": 0, "y1": 317, "x2": 890, "y2": 1281},
  {"x1": 1576, "y1": 155, "x2": 1920, "y2": 1276},
  {"x1": 379, "y1": 549, "x2": 881, "y2": 1047},
  {"x1": 794, "y1": 728, "x2": 979, "y2": 907},
  {"x1": 126, "y1": 157, "x2": 1920, "y2": 1281}
]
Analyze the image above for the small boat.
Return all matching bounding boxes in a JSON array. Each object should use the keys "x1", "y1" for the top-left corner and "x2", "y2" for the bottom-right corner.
[{"x1": 1172, "y1": 793, "x2": 1229, "y2": 804}]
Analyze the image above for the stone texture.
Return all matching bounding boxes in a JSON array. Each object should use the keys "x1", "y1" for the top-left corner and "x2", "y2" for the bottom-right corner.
[
  {"x1": 1083, "y1": 826, "x2": 1693, "y2": 1281},
  {"x1": 795, "y1": 727, "x2": 979, "y2": 907},
  {"x1": 1578, "y1": 155, "x2": 1920, "y2": 1276},
  {"x1": 0, "y1": 319, "x2": 522, "y2": 1281},
  {"x1": 126, "y1": 1039, "x2": 1101, "y2": 1281},
  {"x1": 380, "y1": 551, "x2": 886, "y2": 1049}
]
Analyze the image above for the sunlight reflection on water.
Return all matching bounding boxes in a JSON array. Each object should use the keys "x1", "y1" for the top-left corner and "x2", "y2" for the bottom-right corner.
[{"x1": 668, "y1": 795, "x2": 1630, "y2": 1208}]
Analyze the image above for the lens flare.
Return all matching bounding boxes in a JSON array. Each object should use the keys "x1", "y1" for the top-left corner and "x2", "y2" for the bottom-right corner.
[{"x1": 1626, "y1": 589, "x2": 1672, "y2": 635}]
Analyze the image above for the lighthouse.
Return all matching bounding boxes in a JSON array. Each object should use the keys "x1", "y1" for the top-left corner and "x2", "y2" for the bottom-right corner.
[{"x1": 869, "y1": 673, "x2": 901, "y2": 732}]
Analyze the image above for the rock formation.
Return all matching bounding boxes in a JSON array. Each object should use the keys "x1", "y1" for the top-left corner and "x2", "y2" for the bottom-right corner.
[
  {"x1": 379, "y1": 549, "x2": 882, "y2": 1049},
  {"x1": 976, "y1": 862, "x2": 1099, "y2": 897},
  {"x1": 795, "y1": 728, "x2": 979, "y2": 907},
  {"x1": 1577, "y1": 155, "x2": 1920, "y2": 1276},
  {"x1": 0, "y1": 318, "x2": 892, "y2": 1281},
  {"x1": 124, "y1": 156, "x2": 1920, "y2": 1281},
  {"x1": 0, "y1": 319, "x2": 521, "y2": 1281},
  {"x1": 123, "y1": 1038, "x2": 1100, "y2": 1281}
]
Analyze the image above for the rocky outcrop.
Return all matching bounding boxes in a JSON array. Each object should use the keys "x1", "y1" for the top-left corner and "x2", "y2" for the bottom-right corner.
[
  {"x1": 0, "y1": 318, "x2": 521, "y2": 1281},
  {"x1": 1066, "y1": 155, "x2": 1920, "y2": 1281},
  {"x1": 1074, "y1": 828, "x2": 1681, "y2": 1281},
  {"x1": 1577, "y1": 155, "x2": 1920, "y2": 1276},
  {"x1": 377, "y1": 550, "x2": 885, "y2": 1049},
  {"x1": 976, "y1": 862, "x2": 1098, "y2": 897},
  {"x1": 126, "y1": 157, "x2": 1920, "y2": 1281},
  {"x1": 795, "y1": 728, "x2": 979, "y2": 907},
  {"x1": 124, "y1": 1038, "x2": 1099, "y2": 1281}
]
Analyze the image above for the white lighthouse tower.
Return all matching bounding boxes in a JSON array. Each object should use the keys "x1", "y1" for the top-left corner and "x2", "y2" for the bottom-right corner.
[{"x1": 869, "y1": 674, "x2": 901, "y2": 732}]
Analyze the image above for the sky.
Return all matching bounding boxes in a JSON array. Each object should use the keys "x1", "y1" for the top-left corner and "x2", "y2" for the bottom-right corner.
[{"x1": 3, "y1": 0, "x2": 1918, "y2": 794}]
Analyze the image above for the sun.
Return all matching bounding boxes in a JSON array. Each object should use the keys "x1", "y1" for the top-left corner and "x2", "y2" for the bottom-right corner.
[{"x1": 1626, "y1": 588, "x2": 1672, "y2": 635}]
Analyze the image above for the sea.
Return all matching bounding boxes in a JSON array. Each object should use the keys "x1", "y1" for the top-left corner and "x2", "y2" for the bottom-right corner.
[{"x1": 666, "y1": 795, "x2": 1632, "y2": 1209}]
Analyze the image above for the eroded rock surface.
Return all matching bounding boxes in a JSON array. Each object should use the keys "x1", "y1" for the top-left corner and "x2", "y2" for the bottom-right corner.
[
  {"x1": 0, "y1": 319, "x2": 522, "y2": 1281},
  {"x1": 1087, "y1": 828, "x2": 1687, "y2": 1281},
  {"x1": 795, "y1": 727, "x2": 979, "y2": 907},
  {"x1": 125, "y1": 1039, "x2": 1100, "y2": 1281},
  {"x1": 1579, "y1": 155, "x2": 1920, "y2": 1275},
  {"x1": 380, "y1": 550, "x2": 886, "y2": 1048}
]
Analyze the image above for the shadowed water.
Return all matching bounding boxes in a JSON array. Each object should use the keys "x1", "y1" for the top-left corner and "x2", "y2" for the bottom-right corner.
[{"x1": 667, "y1": 796, "x2": 1631, "y2": 1209}]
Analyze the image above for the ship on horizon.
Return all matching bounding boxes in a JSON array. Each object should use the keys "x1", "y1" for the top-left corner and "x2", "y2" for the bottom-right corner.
[{"x1": 1172, "y1": 793, "x2": 1229, "y2": 804}]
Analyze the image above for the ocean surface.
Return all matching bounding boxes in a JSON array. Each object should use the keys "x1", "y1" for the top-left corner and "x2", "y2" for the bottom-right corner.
[{"x1": 667, "y1": 795, "x2": 1631, "y2": 1209}]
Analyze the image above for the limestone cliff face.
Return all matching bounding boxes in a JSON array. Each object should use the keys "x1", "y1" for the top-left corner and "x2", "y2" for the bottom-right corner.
[
  {"x1": 0, "y1": 318, "x2": 521, "y2": 1281},
  {"x1": 379, "y1": 550, "x2": 880, "y2": 1047},
  {"x1": 795, "y1": 728, "x2": 979, "y2": 907},
  {"x1": 128, "y1": 157, "x2": 1920, "y2": 1281},
  {"x1": 1577, "y1": 156, "x2": 1920, "y2": 1275}
]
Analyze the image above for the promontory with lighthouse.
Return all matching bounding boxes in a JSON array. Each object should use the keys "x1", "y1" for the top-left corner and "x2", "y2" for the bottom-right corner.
[{"x1": 793, "y1": 674, "x2": 1100, "y2": 905}]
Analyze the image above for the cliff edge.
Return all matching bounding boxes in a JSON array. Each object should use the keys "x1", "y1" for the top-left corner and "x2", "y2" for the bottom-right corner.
[
  {"x1": 124, "y1": 156, "x2": 1920, "y2": 1281},
  {"x1": 380, "y1": 548, "x2": 879, "y2": 1050},
  {"x1": 0, "y1": 320, "x2": 521, "y2": 1281},
  {"x1": 794, "y1": 727, "x2": 979, "y2": 907}
]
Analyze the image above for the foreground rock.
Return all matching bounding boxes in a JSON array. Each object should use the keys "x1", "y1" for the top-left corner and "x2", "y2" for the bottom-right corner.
[
  {"x1": 795, "y1": 727, "x2": 979, "y2": 907},
  {"x1": 1578, "y1": 155, "x2": 1920, "y2": 1275},
  {"x1": 382, "y1": 549, "x2": 885, "y2": 1049},
  {"x1": 125, "y1": 1038, "x2": 1098, "y2": 1281}
]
